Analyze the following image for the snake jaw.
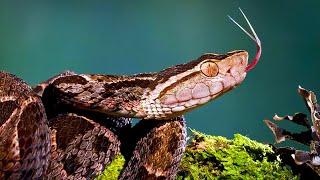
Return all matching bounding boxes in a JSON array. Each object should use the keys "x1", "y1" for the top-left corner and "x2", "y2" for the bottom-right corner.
[{"x1": 228, "y1": 8, "x2": 261, "y2": 72}]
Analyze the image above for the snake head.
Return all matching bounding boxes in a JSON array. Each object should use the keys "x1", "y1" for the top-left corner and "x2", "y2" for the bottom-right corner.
[
  {"x1": 141, "y1": 50, "x2": 248, "y2": 119},
  {"x1": 141, "y1": 8, "x2": 261, "y2": 120}
]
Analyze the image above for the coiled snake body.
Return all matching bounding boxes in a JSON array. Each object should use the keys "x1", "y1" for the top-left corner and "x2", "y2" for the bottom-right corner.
[{"x1": 0, "y1": 10, "x2": 261, "y2": 180}]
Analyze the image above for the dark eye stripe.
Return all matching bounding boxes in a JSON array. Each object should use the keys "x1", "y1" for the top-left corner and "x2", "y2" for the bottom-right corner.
[{"x1": 157, "y1": 71, "x2": 199, "y2": 99}]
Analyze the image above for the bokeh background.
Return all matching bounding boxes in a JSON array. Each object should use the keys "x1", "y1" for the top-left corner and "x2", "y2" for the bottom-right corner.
[{"x1": 1, "y1": 1, "x2": 319, "y2": 146}]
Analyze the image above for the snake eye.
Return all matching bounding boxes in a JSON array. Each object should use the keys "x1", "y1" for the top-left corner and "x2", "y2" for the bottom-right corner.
[{"x1": 200, "y1": 61, "x2": 219, "y2": 77}]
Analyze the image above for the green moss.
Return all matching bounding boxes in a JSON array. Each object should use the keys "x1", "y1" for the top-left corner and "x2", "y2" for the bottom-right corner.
[
  {"x1": 96, "y1": 130, "x2": 298, "y2": 180},
  {"x1": 177, "y1": 129, "x2": 299, "y2": 180},
  {"x1": 96, "y1": 155, "x2": 125, "y2": 180}
]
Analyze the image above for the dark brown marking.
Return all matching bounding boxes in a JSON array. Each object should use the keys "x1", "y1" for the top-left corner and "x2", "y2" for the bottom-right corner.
[
  {"x1": 32, "y1": 71, "x2": 75, "y2": 96},
  {"x1": 104, "y1": 79, "x2": 152, "y2": 91},
  {"x1": 53, "y1": 75, "x2": 88, "y2": 85},
  {"x1": 88, "y1": 73, "x2": 156, "y2": 84}
]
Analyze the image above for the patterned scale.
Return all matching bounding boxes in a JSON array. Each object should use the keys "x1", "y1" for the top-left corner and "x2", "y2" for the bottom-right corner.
[
  {"x1": 0, "y1": 71, "x2": 51, "y2": 179},
  {"x1": 47, "y1": 114, "x2": 121, "y2": 179},
  {"x1": 119, "y1": 116, "x2": 186, "y2": 180}
]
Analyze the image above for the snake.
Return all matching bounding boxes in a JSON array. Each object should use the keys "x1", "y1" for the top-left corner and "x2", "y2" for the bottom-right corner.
[{"x1": 0, "y1": 9, "x2": 261, "y2": 180}]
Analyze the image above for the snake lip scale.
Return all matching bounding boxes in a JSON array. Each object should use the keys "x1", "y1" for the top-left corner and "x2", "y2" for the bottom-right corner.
[{"x1": 0, "y1": 9, "x2": 261, "y2": 179}]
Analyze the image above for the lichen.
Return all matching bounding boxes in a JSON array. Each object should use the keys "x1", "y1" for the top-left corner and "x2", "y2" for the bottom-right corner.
[
  {"x1": 176, "y1": 129, "x2": 298, "y2": 180},
  {"x1": 96, "y1": 130, "x2": 298, "y2": 179}
]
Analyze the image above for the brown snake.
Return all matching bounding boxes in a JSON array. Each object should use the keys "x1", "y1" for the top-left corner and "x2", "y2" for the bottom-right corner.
[{"x1": 0, "y1": 9, "x2": 261, "y2": 180}]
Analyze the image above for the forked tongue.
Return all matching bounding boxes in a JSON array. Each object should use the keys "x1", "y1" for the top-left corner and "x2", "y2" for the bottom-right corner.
[{"x1": 228, "y1": 8, "x2": 261, "y2": 72}]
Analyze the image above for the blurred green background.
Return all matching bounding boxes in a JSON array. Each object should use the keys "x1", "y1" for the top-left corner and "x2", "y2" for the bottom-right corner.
[{"x1": 1, "y1": 1, "x2": 319, "y2": 145}]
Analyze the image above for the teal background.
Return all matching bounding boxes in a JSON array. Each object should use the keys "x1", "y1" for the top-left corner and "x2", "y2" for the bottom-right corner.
[{"x1": 1, "y1": 1, "x2": 319, "y2": 145}]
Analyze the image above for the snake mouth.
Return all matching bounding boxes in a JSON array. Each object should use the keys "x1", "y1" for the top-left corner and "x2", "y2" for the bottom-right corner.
[{"x1": 228, "y1": 8, "x2": 261, "y2": 72}]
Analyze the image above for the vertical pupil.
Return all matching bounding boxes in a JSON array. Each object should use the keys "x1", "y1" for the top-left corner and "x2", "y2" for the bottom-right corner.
[
  {"x1": 208, "y1": 64, "x2": 213, "y2": 76},
  {"x1": 201, "y1": 61, "x2": 218, "y2": 77}
]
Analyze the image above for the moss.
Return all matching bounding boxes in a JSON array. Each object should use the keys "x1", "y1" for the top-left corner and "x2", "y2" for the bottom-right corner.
[
  {"x1": 96, "y1": 155, "x2": 125, "y2": 180},
  {"x1": 177, "y1": 129, "x2": 299, "y2": 180},
  {"x1": 96, "y1": 130, "x2": 298, "y2": 179}
]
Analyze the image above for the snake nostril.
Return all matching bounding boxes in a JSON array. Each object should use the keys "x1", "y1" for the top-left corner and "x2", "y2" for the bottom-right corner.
[{"x1": 226, "y1": 68, "x2": 231, "y2": 74}]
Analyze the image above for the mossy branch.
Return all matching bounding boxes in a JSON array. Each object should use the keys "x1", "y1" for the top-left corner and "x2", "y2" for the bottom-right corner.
[{"x1": 97, "y1": 130, "x2": 298, "y2": 179}]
